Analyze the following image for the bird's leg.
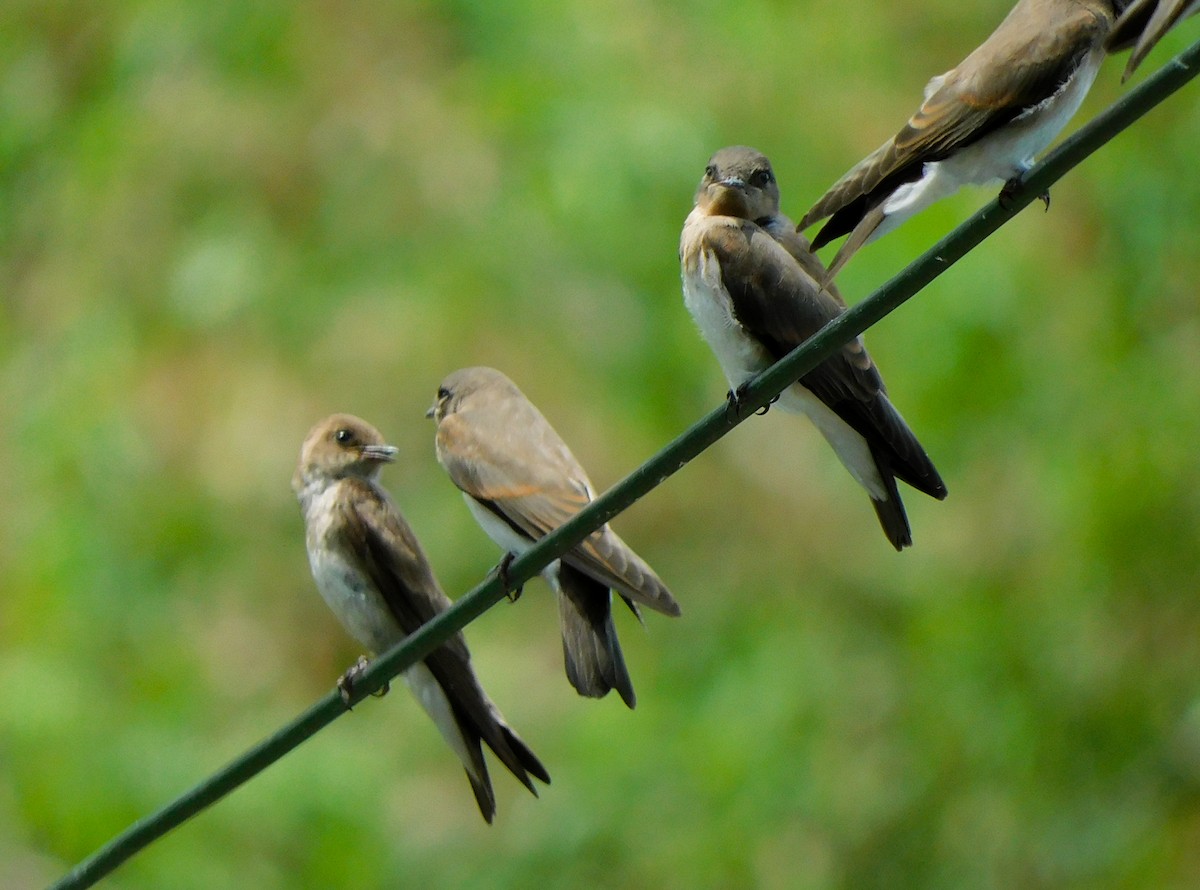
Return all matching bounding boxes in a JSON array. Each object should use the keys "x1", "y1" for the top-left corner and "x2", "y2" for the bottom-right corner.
[
  {"x1": 337, "y1": 655, "x2": 389, "y2": 707},
  {"x1": 726, "y1": 384, "x2": 757, "y2": 420},
  {"x1": 999, "y1": 174, "x2": 1050, "y2": 212},
  {"x1": 496, "y1": 552, "x2": 524, "y2": 602}
]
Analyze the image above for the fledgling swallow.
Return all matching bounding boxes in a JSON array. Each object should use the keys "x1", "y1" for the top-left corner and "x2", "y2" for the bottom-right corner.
[
  {"x1": 681, "y1": 146, "x2": 947, "y2": 550},
  {"x1": 1107, "y1": 0, "x2": 1198, "y2": 79},
  {"x1": 799, "y1": 0, "x2": 1124, "y2": 280},
  {"x1": 428, "y1": 367, "x2": 681, "y2": 710},
  {"x1": 293, "y1": 413, "x2": 549, "y2": 823}
]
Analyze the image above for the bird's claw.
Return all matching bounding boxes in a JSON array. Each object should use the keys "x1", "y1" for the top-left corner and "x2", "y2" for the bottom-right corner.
[
  {"x1": 999, "y1": 175, "x2": 1050, "y2": 213},
  {"x1": 725, "y1": 389, "x2": 739, "y2": 421},
  {"x1": 727, "y1": 385, "x2": 778, "y2": 419},
  {"x1": 337, "y1": 655, "x2": 389, "y2": 708},
  {"x1": 998, "y1": 177, "x2": 1020, "y2": 210},
  {"x1": 497, "y1": 552, "x2": 524, "y2": 602}
]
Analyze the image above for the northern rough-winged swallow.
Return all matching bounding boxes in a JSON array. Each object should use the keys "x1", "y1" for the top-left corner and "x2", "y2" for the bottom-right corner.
[
  {"x1": 680, "y1": 146, "x2": 947, "y2": 550},
  {"x1": 1107, "y1": 0, "x2": 1198, "y2": 79},
  {"x1": 427, "y1": 367, "x2": 681, "y2": 710},
  {"x1": 799, "y1": 0, "x2": 1124, "y2": 279},
  {"x1": 293, "y1": 413, "x2": 549, "y2": 823}
]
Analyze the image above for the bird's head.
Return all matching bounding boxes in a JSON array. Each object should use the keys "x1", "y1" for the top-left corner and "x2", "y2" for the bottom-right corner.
[
  {"x1": 293, "y1": 413, "x2": 398, "y2": 494},
  {"x1": 693, "y1": 145, "x2": 781, "y2": 222}
]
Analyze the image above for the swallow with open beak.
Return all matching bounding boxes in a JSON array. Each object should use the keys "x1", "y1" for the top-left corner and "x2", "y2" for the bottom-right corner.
[{"x1": 293, "y1": 413, "x2": 549, "y2": 822}]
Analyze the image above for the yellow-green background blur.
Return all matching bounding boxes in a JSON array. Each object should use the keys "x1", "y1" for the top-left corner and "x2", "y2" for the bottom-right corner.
[{"x1": 5, "y1": 2, "x2": 1200, "y2": 887}]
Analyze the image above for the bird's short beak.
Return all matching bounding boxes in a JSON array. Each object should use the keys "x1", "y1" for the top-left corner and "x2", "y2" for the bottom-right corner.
[
  {"x1": 360, "y1": 444, "x2": 399, "y2": 463},
  {"x1": 718, "y1": 176, "x2": 746, "y2": 191},
  {"x1": 424, "y1": 405, "x2": 436, "y2": 420}
]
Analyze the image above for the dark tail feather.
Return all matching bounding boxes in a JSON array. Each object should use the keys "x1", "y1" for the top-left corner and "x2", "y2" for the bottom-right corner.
[
  {"x1": 871, "y1": 494, "x2": 912, "y2": 551},
  {"x1": 886, "y1": 441, "x2": 947, "y2": 502},
  {"x1": 473, "y1": 714, "x2": 550, "y2": 796},
  {"x1": 619, "y1": 594, "x2": 644, "y2": 625},
  {"x1": 811, "y1": 196, "x2": 868, "y2": 249},
  {"x1": 499, "y1": 726, "x2": 551, "y2": 788},
  {"x1": 864, "y1": 393, "x2": 948, "y2": 502},
  {"x1": 869, "y1": 448, "x2": 912, "y2": 551},
  {"x1": 464, "y1": 765, "x2": 497, "y2": 824},
  {"x1": 557, "y1": 565, "x2": 636, "y2": 708},
  {"x1": 822, "y1": 204, "x2": 887, "y2": 283},
  {"x1": 450, "y1": 694, "x2": 547, "y2": 819}
]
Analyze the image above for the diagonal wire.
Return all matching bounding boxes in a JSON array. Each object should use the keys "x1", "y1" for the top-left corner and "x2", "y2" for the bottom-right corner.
[{"x1": 50, "y1": 39, "x2": 1200, "y2": 890}]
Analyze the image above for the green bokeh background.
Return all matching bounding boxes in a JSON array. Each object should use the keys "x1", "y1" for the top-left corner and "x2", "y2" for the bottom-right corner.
[{"x1": 4, "y1": 2, "x2": 1200, "y2": 887}]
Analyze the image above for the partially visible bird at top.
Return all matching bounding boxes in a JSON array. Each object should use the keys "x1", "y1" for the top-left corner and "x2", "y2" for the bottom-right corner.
[
  {"x1": 1106, "y1": 0, "x2": 1198, "y2": 80},
  {"x1": 799, "y1": 0, "x2": 1125, "y2": 281}
]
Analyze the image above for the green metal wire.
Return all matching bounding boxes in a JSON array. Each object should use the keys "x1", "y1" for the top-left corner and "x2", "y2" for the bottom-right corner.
[{"x1": 50, "y1": 38, "x2": 1200, "y2": 890}]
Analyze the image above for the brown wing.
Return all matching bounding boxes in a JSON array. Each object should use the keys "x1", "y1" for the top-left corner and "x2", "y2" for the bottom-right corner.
[
  {"x1": 702, "y1": 220, "x2": 881, "y2": 393},
  {"x1": 437, "y1": 401, "x2": 680, "y2": 615},
  {"x1": 703, "y1": 219, "x2": 947, "y2": 498},
  {"x1": 336, "y1": 480, "x2": 548, "y2": 793},
  {"x1": 436, "y1": 400, "x2": 596, "y2": 542},
  {"x1": 760, "y1": 212, "x2": 850, "y2": 309},
  {"x1": 334, "y1": 480, "x2": 469, "y2": 660},
  {"x1": 560, "y1": 526, "x2": 679, "y2": 617}
]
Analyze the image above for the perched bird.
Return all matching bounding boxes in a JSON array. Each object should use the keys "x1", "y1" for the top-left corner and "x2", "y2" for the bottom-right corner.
[
  {"x1": 293, "y1": 413, "x2": 549, "y2": 823},
  {"x1": 799, "y1": 0, "x2": 1124, "y2": 279},
  {"x1": 1107, "y1": 0, "x2": 1198, "y2": 79},
  {"x1": 680, "y1": 146, "x2": 947, "y2": 550},
  {"x1": 428, "y1": 367, "x2": 681, "y2": 709}
]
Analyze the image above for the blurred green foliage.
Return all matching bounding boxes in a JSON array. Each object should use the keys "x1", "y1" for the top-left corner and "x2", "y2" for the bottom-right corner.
[{"x1": 3, "y1": 1, "x2": 1200, "y2": 887}]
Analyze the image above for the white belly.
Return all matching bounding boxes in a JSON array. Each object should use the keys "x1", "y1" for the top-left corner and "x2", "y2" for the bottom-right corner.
[
  {"x1": 464, "y1": 493, "x2": 562, "y2": 586},
  {"x1": 682, "y1": 247, "x2": 773, "y2": 389},
  {"x1": 682, "y1": 249, "x2": 886, "y2": 500},
  {"x1": 943, "y1": 46, "x2": 1103, "y2": 182},
  {"x1": 303, "y1": 488, "x2": 403, "y2": 655},
  {"x1": 300, "y1": 485, "x2": 480, "y2": 781},
  {"x1": 402, "y1": 661, "x2": 478, "y2": 780},
  {"x1": 881, "y1": 48, "x2": 1103, "y2": 232}
]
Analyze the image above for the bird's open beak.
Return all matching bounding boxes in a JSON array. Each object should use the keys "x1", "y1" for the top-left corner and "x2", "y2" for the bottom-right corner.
[{"x1": 360, "y1": 444, "x2": 399, "y2": 463}]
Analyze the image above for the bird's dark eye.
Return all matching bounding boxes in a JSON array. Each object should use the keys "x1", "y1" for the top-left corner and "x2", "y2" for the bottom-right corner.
[
  {"x1": 334, "y1": 428, "x2": 355, "y2": 445},
  {"x1": 436, "y1": 386, "x2": 450, "y2": 401},
  {"x1": 750, "y1": 168, "x2": 773, "y2": 187},
  {"x1": 704, "y1": 164, "x2": 718, "y2": 180}
]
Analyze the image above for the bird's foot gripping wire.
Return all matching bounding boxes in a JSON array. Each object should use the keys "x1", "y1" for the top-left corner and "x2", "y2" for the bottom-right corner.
[
  {"x1": 337, "y1": 655, "x2": 390, "y2": 708},
  {"x1": 496, "y1": 552, "x2": 524, "y2": 603},
  {"x1": 999, "y1": 175, "x2": 1050, "y2": 212},
  {"x1": 726, "y1": 384, "x2": 778, "y2": 421}
]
